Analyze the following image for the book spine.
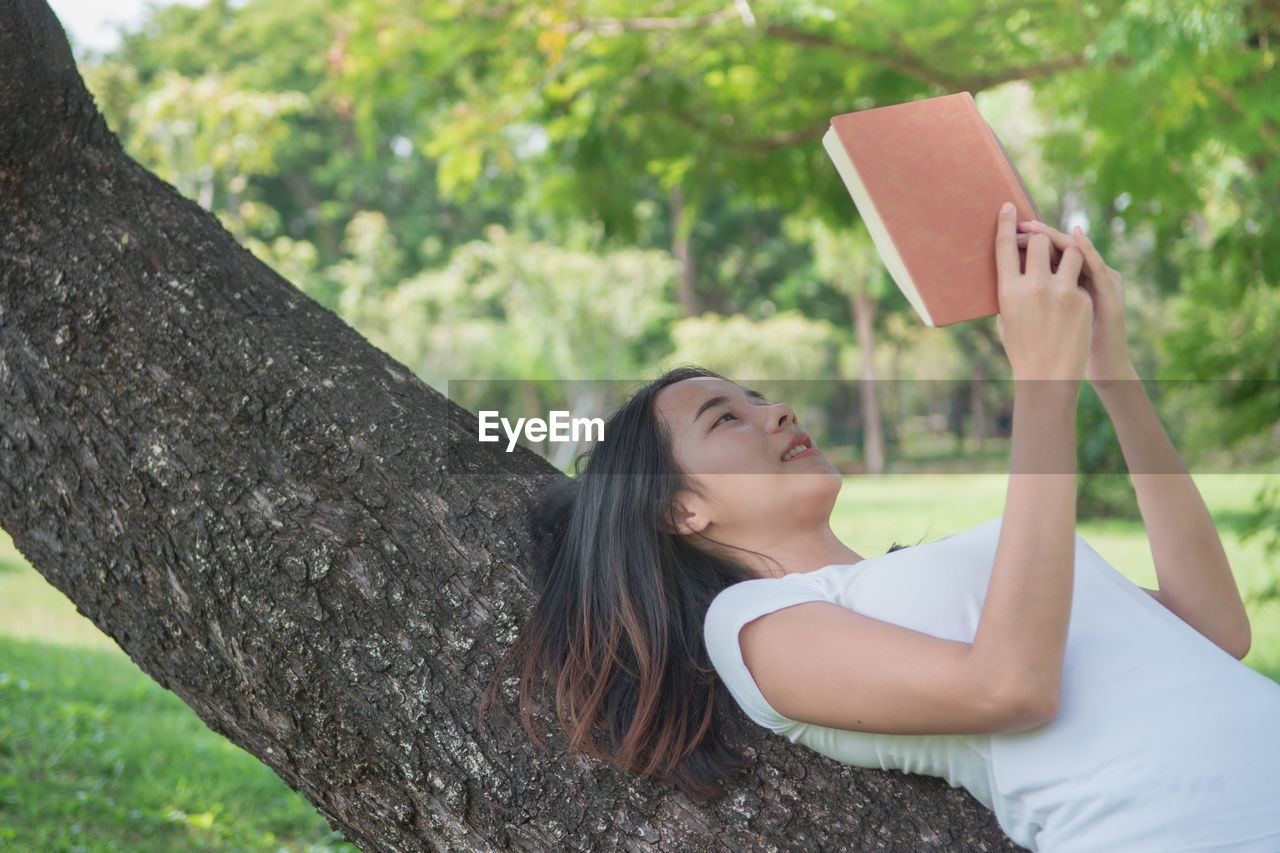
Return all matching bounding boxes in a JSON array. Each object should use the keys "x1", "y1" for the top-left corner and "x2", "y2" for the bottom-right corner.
[{"x1": 822, "y1": 126, "x2": 936, "y2": 326}]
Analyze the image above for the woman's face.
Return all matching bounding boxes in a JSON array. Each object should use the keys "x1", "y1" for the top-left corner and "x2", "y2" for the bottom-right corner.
[{"x1": 653, "y1": 376, "x2": 843, "y2": 539}]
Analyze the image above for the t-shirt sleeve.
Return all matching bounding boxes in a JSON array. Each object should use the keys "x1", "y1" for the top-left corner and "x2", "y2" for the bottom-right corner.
[{"x1": 703, "y1": 578, "x2": 830, "y2": 732}]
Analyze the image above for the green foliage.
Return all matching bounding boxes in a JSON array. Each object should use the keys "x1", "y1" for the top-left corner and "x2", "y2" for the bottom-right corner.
[
  {"x1": 666, "y1": 310, "x2": 844, "y2": 379},
  {"x1": 787, "y1": 217, "x2": 891, "y2": 301},
  {"x1": 664, "y1": 310, "x2": 847, "y2": 441},
  {"x1": 102, "y1": 68, "x2": 310, "y2": 239},
  {"x1": 76, "y1": 0, "x2": 1280, "y2": 528},
  {"x1": 316, "y1": 223, "x2": 680, "y2": 400},
  {"x1": 671, "y1": 191, "x2": 818, "y2": 318},
  {"x1": 1241, "y1": 480, "x2": 1280, "y2": 569},
  {"x1": 1163, "y1": 261, "x2": 1280, "y2": 445},
  {"x1": 93, "y1": 0, "x2": 521, "y2": 275},
  {"x1": 1032, "y1": 0, "x2": 1280, "y2": 542}
]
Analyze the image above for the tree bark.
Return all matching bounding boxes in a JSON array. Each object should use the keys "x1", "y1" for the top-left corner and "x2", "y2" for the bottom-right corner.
[{"x1": 0, "y1": 3, "x2": 1019, "y2": 850}]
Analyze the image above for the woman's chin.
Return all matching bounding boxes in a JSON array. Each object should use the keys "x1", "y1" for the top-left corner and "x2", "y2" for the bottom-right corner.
[
  {"x1": 781, "y1": 471, "x2": 844, "y2": 520},
  {"x1": 784, "y1": 450, "x2": 842, "y2": 478}
]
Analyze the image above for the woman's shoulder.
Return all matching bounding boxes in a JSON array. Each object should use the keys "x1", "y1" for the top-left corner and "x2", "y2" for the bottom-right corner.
[
  {"x1": 704, "y1": 571, "x2": 834, "y2": 637},
  {"x1": 706, "y1": 518, "x2": 1005, "y2": 631}
]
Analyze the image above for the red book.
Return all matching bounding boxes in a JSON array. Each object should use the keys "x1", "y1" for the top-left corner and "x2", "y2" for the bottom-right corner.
[{"x1": 822, "y1": 92, "x2": 1040, "y2": 327}]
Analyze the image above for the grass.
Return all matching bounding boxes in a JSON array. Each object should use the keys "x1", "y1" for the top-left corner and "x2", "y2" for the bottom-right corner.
[
  {"x1": 0, "y1": 536, "x2": 357, "y2": 853},
  {"x1": 2, "y1": 472, "x2": 1277, "y2": 851}
]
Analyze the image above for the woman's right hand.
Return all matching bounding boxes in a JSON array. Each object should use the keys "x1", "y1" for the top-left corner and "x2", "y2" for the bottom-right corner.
[{"x1": 994, "y1": 202, "x2": 1093, "y2": 383}]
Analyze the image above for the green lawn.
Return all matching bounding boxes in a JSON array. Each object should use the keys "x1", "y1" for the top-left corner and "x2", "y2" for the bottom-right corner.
[
  {"x1": 2, "y1": 472, "x2": 1277, "y2": 851},
  {"x1": 0, "y1": 541, "x2": 357, "y2": 853}
]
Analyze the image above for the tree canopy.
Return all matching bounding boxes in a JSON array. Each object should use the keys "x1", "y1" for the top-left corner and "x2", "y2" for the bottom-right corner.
[{"x1": 79, "y1": 0, "x2": 1280, "y2": 538}]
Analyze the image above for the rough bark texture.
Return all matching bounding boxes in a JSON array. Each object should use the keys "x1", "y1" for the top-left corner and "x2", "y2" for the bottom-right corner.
[{"x1": 0, "y1": 3, "x2": 1021, "y2": 850}]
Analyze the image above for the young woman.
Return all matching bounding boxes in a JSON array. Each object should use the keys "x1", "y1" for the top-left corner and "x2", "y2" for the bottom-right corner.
[{"x1": 492, "y1": 204, "x2": 1280, "y2": 851}]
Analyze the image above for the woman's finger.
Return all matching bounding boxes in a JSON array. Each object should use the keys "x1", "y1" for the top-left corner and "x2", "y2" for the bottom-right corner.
[
  {"x1": 1072, "y1": 225, "x2": 1113, "y2": 285},
  {"x1": 1025, "y1": 231, "x2": 1051, "y2": 275},
  {"x1": 1055, "y1": 244, "x2": 1085, "y2": 285},
  {"x1": 1019, "y1": 220, "x2": 1076, "y2": 253},
  {"x1": 995, "y1": 203, "x2": 1021, "y2": 283},
  {"x1": 1018, "y1": 220, "x2": 1068, "y2": 269}
]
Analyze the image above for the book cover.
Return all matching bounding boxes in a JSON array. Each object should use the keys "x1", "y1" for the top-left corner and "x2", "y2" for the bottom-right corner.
[{"x1": 822, "y1": 92, "x2": 1040, "y2": 327}]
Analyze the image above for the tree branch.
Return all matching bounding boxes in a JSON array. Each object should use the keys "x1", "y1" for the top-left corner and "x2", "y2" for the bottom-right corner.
[
  {"x1": 762, "y1": 22, "x2": 967, "y2": 91},
  {"x1": 965, "y1": 54, "x2": 1092, "y2": 91},
  {"x1": 763, "y1": 22, "x2": 1091, "y2": 94},
  {"x1": 672, "y1": 109, "x2": 830, "y2": 154},
  {"x1": 556, "y1": 7, "x2": 741, "y2": 35}
]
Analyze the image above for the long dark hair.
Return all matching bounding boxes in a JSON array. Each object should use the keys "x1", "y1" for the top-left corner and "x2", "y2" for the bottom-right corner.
[{"x1": 484, "y1": 366, "x2": 756, "y2": 799}]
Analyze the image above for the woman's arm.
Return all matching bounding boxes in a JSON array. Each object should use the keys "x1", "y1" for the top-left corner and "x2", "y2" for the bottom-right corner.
[
  {"x1": 1093, "y1": 378, "x2": 1251, "y2": 658},
  {"x1": 740, "y1": 204, "x2": 1090, "y2": 735},
  {"x1": 742, "y1": 383, "x2": 1081, "y2": 735},
  {"x1": 1022, "y1": 221, "x2": 1251, "y2": 659}
]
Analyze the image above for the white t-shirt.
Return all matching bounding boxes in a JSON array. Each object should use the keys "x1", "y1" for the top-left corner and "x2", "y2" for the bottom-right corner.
[{"x1": 703, "y1": 517, "x2": 1280, "y2": 852}]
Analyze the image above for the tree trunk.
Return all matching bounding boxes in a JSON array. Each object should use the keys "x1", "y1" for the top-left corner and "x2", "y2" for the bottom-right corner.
[
  {"x1": 970, "y1": 360, "x2": 989, "y2": 450},
  {"x1": 964, "y1": 319, "x2": 1007, "y2": 451},
  {"x1": 0, "y1": 3, "x2": 1019, "y2": 850},
  {"x1": 851, "y1": 289, "x2": 886, "y2": 475}
]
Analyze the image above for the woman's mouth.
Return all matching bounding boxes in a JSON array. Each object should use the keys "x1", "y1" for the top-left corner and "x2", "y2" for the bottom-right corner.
[
  {"x1": 782, "y1": 443, "x2": 810, "y2": 461},
  {"x1": 781, "y1": 442, "x2": 818, "y2": 461}
]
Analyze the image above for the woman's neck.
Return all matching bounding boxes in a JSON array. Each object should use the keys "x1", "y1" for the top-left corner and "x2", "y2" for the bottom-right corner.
[{"x1": 711, "y1": 523, "x2": 863, "y2": 579}]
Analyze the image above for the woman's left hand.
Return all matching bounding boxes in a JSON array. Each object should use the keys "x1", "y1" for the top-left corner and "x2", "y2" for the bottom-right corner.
[{"x1": 1017, "y1": 220, "x2": 1138, "y2": 387}]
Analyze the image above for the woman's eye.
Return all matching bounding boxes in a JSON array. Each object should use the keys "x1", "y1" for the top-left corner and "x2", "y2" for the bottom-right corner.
[{"x1": 713, "y1": 411, "x2": 736, "y2": 427}]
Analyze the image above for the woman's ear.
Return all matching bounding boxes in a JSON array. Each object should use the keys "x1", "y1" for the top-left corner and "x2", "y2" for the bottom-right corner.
[{"x1": 665, "y1": 490, "x2": 710, "y2": 536}]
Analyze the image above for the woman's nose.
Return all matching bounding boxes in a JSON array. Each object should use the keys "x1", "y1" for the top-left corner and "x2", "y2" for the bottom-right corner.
[{"x1": 766, "y1": 402, "x2": 796, "y2": 430}]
